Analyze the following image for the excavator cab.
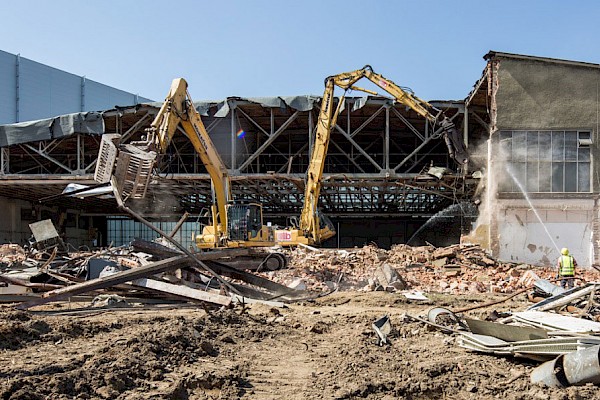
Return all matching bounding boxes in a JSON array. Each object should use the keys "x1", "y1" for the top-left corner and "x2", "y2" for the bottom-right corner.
[{"x1": 226, "y1": 202, "x2": 264, "y2": 241}]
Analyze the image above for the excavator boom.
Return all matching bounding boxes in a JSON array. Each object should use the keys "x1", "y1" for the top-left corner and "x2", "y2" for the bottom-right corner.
[
  {"x1": 298, "y1": 65, "x2": 469, "y2": 243},
  {"x1": 150, "y1": 78, "x2": 231, "y2": 231}
]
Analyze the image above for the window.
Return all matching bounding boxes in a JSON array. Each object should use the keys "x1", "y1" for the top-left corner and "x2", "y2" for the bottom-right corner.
[
  {"x1": 498, "y1": 130, "x2": 591, "y2": 193},
  {"x1": 107, "y1": 217, "x2": 198, "y2": 249}
]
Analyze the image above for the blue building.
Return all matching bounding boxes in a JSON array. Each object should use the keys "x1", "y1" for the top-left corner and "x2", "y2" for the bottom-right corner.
[{"x1": 0, "y1": 49, "x2": 152, "y2": 124}]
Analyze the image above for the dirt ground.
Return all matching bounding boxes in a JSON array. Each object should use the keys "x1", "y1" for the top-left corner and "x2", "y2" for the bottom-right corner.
[{"x1": 1, "y1": 291, "x2": 599, "y2": 400}]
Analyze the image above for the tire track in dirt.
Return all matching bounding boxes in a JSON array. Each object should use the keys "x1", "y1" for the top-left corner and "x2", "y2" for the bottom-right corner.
[{"x1": 239, "y1": 333, "x2": 321, "y2": 399}]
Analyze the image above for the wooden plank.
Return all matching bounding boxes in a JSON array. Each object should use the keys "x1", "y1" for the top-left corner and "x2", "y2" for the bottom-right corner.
[
  {"x1": 131, "y1": 278, "x2": 231, "y2": 306},
  {"x1": 16, "y1": 248, "x2": 249, "y2": 310},
  {"x1": 205, "y1": 261, "x2": 307, "y2": 300}
]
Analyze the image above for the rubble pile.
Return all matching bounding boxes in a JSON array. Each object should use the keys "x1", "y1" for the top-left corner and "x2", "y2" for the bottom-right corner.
[
  {"x1": 268, "y1": 244, "x2": 600, "y2": 295},
  {"x1": 0, "y1": 244, "x2": 27, "y2": 265},
  {"x1": 0, "y1": 239, "x2": 311, "y2": 309},
  {"x1": 3, "y1": 233, "x2": 600, "y2": 312},
  {"x1": 264, "y1": 246, "x2": 384, "y2": 291}
]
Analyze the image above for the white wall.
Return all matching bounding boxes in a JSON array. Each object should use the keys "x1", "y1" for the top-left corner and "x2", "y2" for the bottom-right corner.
[{"x1": 497, "y1": 199, "x2": 593, "y2": 266}]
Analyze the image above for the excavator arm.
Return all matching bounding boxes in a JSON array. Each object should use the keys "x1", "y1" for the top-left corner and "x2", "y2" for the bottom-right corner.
[
  {"x1": 149, "y1": 78, "x2": 232, "y2": 233},
  {"x1": 331, "y1": 65, "x2": 468, "y2": 164},
  {"x1": 298, "y1": 65, "x2": 469, "y2": 243}
]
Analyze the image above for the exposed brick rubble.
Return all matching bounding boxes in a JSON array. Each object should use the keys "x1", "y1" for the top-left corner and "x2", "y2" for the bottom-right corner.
[
  {"x1": 262, "y1": 244, "x2": 600, "y2": 294},
  {"x1": 0, "y1": 244, "x2": 27, "y2": 265}
]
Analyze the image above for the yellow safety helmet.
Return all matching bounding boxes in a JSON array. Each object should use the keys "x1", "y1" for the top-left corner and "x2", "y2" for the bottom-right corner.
[{"x1": 561, "y1": 247, "x2": 569, "y2": 255}]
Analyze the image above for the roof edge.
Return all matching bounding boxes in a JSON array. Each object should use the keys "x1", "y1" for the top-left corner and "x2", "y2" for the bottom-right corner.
[{"x1": 484, "y1": 50, "x2": 600, "y2": 69}]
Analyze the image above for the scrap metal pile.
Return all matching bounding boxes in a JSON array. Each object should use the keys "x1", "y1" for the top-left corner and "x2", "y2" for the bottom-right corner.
[
  {"x1": 0, "y1": 233, "x2": 312, "y2": 310},
  {"x1": 379, "y1": 267, "x2": 600, "y2": 389}
]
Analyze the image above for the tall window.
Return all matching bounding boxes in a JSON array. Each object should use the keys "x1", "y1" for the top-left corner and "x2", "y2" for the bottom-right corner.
[{"x1": 499, "y1": 130, "x2": 591, "y2": 193}]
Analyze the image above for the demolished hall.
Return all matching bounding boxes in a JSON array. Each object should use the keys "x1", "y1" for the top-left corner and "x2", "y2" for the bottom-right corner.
[
  {"x1": 2, "y1": 50, "x2": 600, "y2": 398},
  {"x1": 0, "y1": 50, "x2": 599, "y2": 267},
  {"x1": 0, "y1": 51, "x2": 600, "y2": 265}
]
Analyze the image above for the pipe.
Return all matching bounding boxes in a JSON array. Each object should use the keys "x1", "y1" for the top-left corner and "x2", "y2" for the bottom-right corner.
[{"x1": 531, "y1": 345, "x2": 600, "y2": 387}]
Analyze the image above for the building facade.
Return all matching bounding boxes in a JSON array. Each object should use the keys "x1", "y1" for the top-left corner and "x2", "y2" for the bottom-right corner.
[{"x1": 468, "y1": 52, "x2": 600, "y2": 266}]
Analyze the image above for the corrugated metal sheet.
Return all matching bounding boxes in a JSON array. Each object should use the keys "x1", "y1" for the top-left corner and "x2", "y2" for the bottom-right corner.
[
  {"x1": 0, "y1": 51, "x2": 16, "y2": 123},
  {"x1": 86, "y1": 80, "x2": 141, "y2": 112},
  {"x1": 0, "y1": 49, "x2": 152, "y2": 125}
]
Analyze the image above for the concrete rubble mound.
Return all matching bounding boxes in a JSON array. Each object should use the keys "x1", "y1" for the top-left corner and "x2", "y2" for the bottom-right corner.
[{"x1": 265, "y1": 243, "x2": 599, "y2": 296}]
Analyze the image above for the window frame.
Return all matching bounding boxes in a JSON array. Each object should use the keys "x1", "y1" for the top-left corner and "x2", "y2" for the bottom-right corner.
[{"x1": 498, "y1": 130, "x2": 591, "y2": 194}]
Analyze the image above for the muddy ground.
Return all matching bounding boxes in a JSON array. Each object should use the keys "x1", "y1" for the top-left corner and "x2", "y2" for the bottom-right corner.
[{"x1": 0, "y1": 291, "x2": 598, "y2": 400}]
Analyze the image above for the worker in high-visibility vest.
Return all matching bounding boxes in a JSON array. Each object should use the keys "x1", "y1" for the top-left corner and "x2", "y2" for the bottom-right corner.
[{"x1": 557, "y1": 247, "x2": 577, "y2": 289}]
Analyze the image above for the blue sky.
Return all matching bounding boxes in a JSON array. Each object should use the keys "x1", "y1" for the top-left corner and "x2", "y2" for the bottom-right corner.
[{"x1": 1, "y1": 0, "x2": 599, "y2": 102}]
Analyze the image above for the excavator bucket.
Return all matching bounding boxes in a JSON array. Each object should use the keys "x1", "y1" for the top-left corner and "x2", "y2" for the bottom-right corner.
[
  {"x1": 94, "y1": 134, "x2": 120, "y2": 184},
  {"x1": 113, "y1": 145, "x2": 156, "y2": 200},
  {"x1": 439, "y1": 118, "x2": 469, "y2": 165},
  {"x1": 94, "y1": 134, "x2": 157, "y2": 201}
]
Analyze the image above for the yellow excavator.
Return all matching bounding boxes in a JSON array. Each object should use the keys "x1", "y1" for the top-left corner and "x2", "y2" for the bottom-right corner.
[
  {"x1": 94, "y1": 78, "x2": 334, "y2": 251},
  {"x1": 295, "y1": 65, "x2": 468, "y2": 244},
  {"x1": 95, "y1": 67, "x2": 467, "y2": 251}
]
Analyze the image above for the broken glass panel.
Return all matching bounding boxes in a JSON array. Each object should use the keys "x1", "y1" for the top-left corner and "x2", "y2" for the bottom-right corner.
[
  {"x1": 552, "y1": 131, "x2": 564, "y2": 161},
  {"x1": 552, "y1": 162, "x2": 564, "y2": 192},
  {"x1": 578, "y1": 163, "x2": 590, "y2": 192},
  {"x1": 564, "y1": 163, "x2": 577, "y2": 192}
]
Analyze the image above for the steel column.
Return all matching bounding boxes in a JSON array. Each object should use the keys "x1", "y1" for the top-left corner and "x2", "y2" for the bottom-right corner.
[
  {"x1": 385, "y1": 104, "x2": 390, "y2": 171},
  {"x1": 15, "y1": 54, "x2": 20, "y2": 123},
  {"x1": 1, "y1": 147, "x2": 8, "y2": 174},
  {"x1": 230, "y1": 101, "x2": 237, "y2": 171}
]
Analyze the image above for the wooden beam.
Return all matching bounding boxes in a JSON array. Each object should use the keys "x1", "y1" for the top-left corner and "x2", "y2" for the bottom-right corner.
[
  {"x1": 131, "y1": 278, "x2": 231, "y2": 306},
  {"x1": 16, "y1": 248, "x2": 248, "y2": 310}
]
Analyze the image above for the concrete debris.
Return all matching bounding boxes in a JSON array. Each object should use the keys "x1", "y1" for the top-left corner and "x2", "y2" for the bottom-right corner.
[
  {"x1": 0, "y1": 244, "x2": 27, "y2": 264},
  {"x1": 263, "y1": 243, "x2": 598, "y2": 296}
]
